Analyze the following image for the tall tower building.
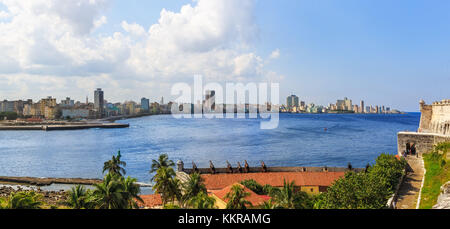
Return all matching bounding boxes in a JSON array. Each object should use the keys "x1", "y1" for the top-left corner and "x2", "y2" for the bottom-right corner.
[
  {"x1": 94, "y1": 88, "x2": 104, "y2": 117},
  {"x1": 360, "y1": 100, "x2": 365, "y2": 113},
  {"x1": 205, "y1": 90, "x2": 216, "y2": 111},
  {"x1": 141, "y1": 98, "x2": 150, "y2": 112},
  {"x1": 286, "y1": 95, "x2": 299, "y2": 109}
]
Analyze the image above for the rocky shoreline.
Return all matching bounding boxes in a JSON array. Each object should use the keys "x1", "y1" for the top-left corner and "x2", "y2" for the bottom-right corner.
[
  {"x1": 0, "y1": 176, "x2": 102, "y2": 186},
  {"x1": 0, "y1": 186, "x2": 68, "y2": 206}
]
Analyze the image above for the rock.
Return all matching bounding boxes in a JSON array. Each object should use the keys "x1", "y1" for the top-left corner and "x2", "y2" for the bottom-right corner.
[{"x1": 433, "y1": 181, "x2": 450, "y2": 209}]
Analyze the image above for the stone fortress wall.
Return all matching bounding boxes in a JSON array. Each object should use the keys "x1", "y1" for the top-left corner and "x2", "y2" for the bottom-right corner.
[{"x1": 398, "y1": 99, "x2": 450, "y2": 155}]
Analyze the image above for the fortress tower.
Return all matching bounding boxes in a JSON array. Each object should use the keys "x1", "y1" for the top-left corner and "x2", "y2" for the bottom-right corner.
[
  {"x1": 398, "y1": 99, "x2": 450, "y2": 156},
  {"x1": 418, "y1": 99, "x2": 450, "y2": 135}
]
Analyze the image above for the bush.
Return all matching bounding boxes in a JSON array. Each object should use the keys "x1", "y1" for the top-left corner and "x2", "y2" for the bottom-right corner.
[
  {"x1": 316, "y1": 154, "x2": 406, "y2": 209},
  {"x1": 240, "y1": 179, "x2": 264, "y2": 195},
  {"x1": 0, "y1": 112, "x2": 18, "y2": 120}
]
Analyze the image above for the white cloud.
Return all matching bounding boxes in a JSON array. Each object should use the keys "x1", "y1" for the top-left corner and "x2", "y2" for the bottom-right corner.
[
  {"x1": 0, "y1": 10, "x2": 9, "y2": 18},
  {"x1": 0, "y1": 0, "x2": 282, "y2": 102},
  {"x1": 270, "y1": 49, "x2": 281, "y2": 59}
]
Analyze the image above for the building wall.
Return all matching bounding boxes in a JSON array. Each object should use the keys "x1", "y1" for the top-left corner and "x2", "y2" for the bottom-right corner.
[
  {"x1": 62, "y1": 109, "x2": 90, "y2": 119},
  {"x1": 398, "y1": 99, "x2": 450, "y2": 155},
  {"x1": 211, "y1": 194, "x2": 227, "y2": 209},
  {"x1": 300, "y1": 186, "x2": 320, "y2": 195},
  {"x1": 398, "y1": 132, "x2": 450, "y2": 156},
  {"x1": 419, "y1": 100, "x2": 450, "y2": 135}
]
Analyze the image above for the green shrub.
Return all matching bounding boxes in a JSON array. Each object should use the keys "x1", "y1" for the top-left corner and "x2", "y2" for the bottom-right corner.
[
  {"x1": 316, "y1": 154, "x2": 406, "y2": 209},
  {"x1": 240, "y1": 179, "x2": 264, "y2": 195}
]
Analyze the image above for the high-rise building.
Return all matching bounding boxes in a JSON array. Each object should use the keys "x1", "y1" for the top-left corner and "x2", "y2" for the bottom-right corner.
[
  {"x1": 61, "y1": 97, "x2": 75, "y2": 107},
  {"x1": 205, "y1": 90, "x2": 216, "y2": 111},
  {"x1": 141, "y1": 98, "x2": 150, "y2": 112},
  {"x1": 360, "y1": 100, "x2": 365, "y2": 113},
  {"x1": 94, "y1": 88, "x2": 104, "y2": 117},
  {"x1": 286, "y1": 95, "x2": 299, "y2": 109},
  {"x1": 336, "y1": 97, "x2": 352, "y2": 111},
  {"x1": 37, "y1": 96, "x2": 57, "y2": 119},
  {"x1": 0, "y1": 100, "x2": 15, "y2": 113}
]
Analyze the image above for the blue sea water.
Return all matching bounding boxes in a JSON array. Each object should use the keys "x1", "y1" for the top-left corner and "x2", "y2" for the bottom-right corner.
[{"x1": 0, "y1": 113, "x2": 420, "y2": 184}]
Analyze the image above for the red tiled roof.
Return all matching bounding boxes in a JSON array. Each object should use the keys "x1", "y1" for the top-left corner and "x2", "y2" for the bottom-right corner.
[
  {"x1": 211, "y1": 183, "x2": 269, "y2": 207},
  {"x1": 201, "y1": 172, "x2": 346, "y2": 190},
  {"x1": 138, "y1": 194, "x2": 163, "y2": 208}
]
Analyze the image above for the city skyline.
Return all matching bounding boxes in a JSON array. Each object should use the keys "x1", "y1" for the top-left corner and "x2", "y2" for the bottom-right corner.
[{"x1": 0, "y1": 0, "x2": 449, "y2": 112}]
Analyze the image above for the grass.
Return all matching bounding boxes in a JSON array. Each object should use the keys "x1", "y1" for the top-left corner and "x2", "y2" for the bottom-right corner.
[{"x1": 420, "y1": 142, "x2": 450, "y2": 209}]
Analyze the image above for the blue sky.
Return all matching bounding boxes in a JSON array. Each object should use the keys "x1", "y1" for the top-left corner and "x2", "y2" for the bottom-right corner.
[
  {"x1": 0, "y1": 0, "x2": 449, "y2": 111},
  {"x1": 109, "y1": 0, "x2": 450, "y2": 111}
]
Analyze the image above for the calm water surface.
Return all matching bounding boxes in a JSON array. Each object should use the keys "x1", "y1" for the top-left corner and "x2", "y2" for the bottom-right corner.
[{"x1": 0, "y1": 113, "x2": 420, "y2": 184}]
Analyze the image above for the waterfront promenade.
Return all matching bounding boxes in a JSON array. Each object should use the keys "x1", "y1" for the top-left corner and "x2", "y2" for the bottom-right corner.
[{"x1": 0, "y1": 123, "x2": 129, "y2": 131}]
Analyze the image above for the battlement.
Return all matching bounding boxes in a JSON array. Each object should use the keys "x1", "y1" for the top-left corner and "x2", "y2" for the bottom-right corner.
[{"x1": 419, "y1": 99, "x2": 450, "y2": 136}]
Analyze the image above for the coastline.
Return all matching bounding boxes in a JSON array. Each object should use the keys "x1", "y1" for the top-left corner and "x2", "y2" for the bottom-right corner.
[
  {"x1": 0, "y1": 176, "x2": 102, "y2": 186},
  {"x1": 0, "y1": 123, "x2": 130, "y2": 131}
]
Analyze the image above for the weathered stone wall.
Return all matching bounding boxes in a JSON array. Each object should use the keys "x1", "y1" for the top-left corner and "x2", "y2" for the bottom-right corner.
[
  {"x1": 419, "y1": 99, "x2": 450, "y2": 135},
  {"x1": 398, "y1": 132, "x2": 450, "y2": 155}
]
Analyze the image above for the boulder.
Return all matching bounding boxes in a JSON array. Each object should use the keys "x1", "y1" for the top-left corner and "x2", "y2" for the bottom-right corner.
[{"x1": 433, "y1": 181, "x2": 450, "y2": 209}]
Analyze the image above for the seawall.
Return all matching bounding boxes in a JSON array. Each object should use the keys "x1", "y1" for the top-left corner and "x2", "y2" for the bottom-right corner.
[
  {"x1": 398, "y1": 131, "x2": 450, "y2": 155},
  {"x1": 0, "y1": 123, "x2": 129, "y2": 131}
]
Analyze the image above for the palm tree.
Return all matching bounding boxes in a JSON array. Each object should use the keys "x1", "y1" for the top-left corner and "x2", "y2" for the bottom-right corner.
[
  {"x1": 188, "y1": 192, "x2": 216, "y2": 209},
  {"x1": 121, "y1": 176, "x2": 144, "y2": 209},
  {"x1": 260, "y1": 199, "x2": 276, "y2": 209},
  {"x1": 181, "y1": 173, "x2": 207, "y2": 207},
  {"x1": 271, "y1": 180, "x2": 296, "y2": 209},
  {"x1": 150, "y1": 154, "x2": 175, "y2": 174},
  {"x1": 92, "y1": 173, "x2": 127, "y2": 209},
  {"x1": 170, "y1": 177, "x2": 182, "y2": 205},
  {"x1": 224, "y1": 185, "x2": 252, "y2": 209},
  {"x1": 3, "y1": 191, "x2": 43, "y2": 209},
  {"x1": 103, "y1": 151, "x2": 127, "y2": 176},
  {"x1": 152, "y1": 166, "x2": 177, "y2": 206},
  {"x1": 66, "y1": 185, "x2": 91, "y2": 209}
]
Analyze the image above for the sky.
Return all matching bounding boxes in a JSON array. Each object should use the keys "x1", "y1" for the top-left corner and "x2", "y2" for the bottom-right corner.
[{"x1": 0, "y1": 0, "x2": 449, "y2": 112}]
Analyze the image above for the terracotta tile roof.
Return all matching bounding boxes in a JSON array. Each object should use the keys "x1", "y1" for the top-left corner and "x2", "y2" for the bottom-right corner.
[
  {"x1": 211, "y1": 183, "x2": 270, "y2": 207},
  {"x1": 138, "y1": 194, "x2": 163, "y2": 209},
  {"x1": 201, "y1": 172, "x2": 346, "y2": 190}
]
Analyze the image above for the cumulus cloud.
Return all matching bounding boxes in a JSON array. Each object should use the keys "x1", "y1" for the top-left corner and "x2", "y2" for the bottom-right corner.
[
  {"x1": 269, "y1": 49, "x2": 281, "y2": 59},
  {"x1": 0, "y1": 0, "x2": 282, "y2": 101}
]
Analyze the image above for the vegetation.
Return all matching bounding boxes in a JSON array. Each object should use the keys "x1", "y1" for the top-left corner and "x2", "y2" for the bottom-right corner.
[
  {"x1": 420, "y1": 142, "x2": 450, "y2": 209},
  {"x1": 224, "y1": 185, "x2": 252, "y2": 209},
  {"x1": 0, "y1": 112, "x2": 18, "y2": 120},
  {"x1": 187, "y1": 192, "x2": 216, "y2": 209},
  {"x1": 240, "y1": 179, "x2": 264, "y2": 195},
  {"x1": 66, "y1": 151, "x2": 143, "y2": 209},
  {"x1": 151, "y1": 154, "x2": 175, "y2": 173},
  {"x1": 65, "y1": 185, "x2": 93, "y2": 209},
  {"x1": 103, "y1": 151, "x2": 127, "y2": 176},
  {"x1": 271, "y1": 180, "x2": 314, "y2": 209},
  {"x1": 181, "y1": 172, "x2": 207, "y2": 207},
  {"x1": 315, "y1": 154, "x2": 406, "y2": 209},
  {"x1": 0, "y1": 191, "x2": 43, "y2": 209},
  {"x1": 0, "y1": 152, "x2": 408, "y2": 210}
]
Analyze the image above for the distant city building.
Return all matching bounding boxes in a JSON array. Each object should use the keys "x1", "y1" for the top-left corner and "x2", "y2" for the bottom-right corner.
[
  {"x1": 39, "y1": 96, "x2": 57, "y2": 119},
  {"x1": 94, "y1": 88, "x2": 104, "y2": 117},
  {"x1": 141, "y1": 98, "x2": 150, "y2": 113},
  {"x1": 61, "y1": 97, "x2": 75, "y2": 107},
  {"x1": 205, "y1": 90, "x2": 216, "y2": 112},
  {"x1": 0, "y1": 100, "x2": 15, "y2": 113},
  {"x1": 286, "y1": 95, "x2": 299, "y2": 110},
  {"x1": 62, "y1": 109, "x2": 91, "y2": 119},
  {"x1": 336, "y1": 97, "x2": 352, "y2": 111}
]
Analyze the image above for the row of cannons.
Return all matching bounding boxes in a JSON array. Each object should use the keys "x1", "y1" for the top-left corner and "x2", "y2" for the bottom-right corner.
[
  {"x1": 199, "y1": 160, "x2": 267, "y2": 174},
  {"x1": 177, "y1": 160, "x2": 268, "y2": 174},
  {"x1": 177, "y1": 160, "x2": 364, "y2": 174}
]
